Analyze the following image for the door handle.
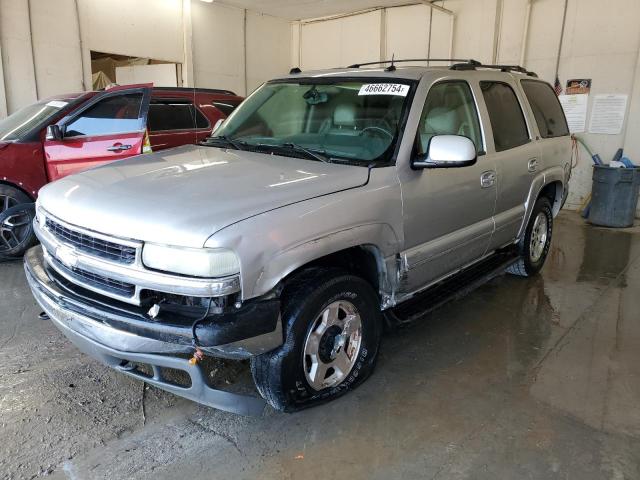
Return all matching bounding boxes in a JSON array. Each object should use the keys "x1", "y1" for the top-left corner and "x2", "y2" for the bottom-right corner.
[
  {"x1": 480, "y1": 170, "x2": 496, "y2": 188},
  {"x1": 107, "y1": 144, "x2": 132, "y2": 152},
  {"x1": 528, "y1": 157, "x2": 538, "y2": 173}
]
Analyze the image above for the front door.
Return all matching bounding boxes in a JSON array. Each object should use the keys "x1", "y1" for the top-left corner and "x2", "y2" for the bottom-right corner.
[
  {"x1": 400, "y1": 80, "x2": 497, "y2": 293},
  {"x1": 44, "y1": 85, "x2": 151, "y2": 181}
]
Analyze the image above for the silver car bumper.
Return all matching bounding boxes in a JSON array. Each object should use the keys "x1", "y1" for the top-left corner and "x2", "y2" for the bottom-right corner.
[{"x1": 25, "y1": 246, "x2": 281, "y2": 415}]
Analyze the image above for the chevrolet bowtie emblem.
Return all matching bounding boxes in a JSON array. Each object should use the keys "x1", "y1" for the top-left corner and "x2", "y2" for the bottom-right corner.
[{"x1": 56, "y1": 245, "x2": 78, "y2": 269}]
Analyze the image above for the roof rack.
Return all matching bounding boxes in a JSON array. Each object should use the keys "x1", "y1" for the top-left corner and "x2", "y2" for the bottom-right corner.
[
  {"x1": 152, "y1": 86, "x2": 239, "y2": 96},
  {"x1": 450, "y1": 61, "x2": 538, "y2": 77},
  {"x1": 345, "y1": 58, "x2": 538, "y2": 77},
  {"x1": 348, "y1": 58, "x2": 480, "y2": 69}
]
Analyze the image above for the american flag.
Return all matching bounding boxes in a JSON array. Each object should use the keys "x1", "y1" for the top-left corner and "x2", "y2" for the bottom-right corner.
[{"x1": 554, "y1": 76, "x2": 563, "y2": 96}]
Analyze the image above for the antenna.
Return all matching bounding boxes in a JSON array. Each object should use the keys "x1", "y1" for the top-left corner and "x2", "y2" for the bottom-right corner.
[{"x1": 385, "y1": 54, "x2": 396, "y2": 72}]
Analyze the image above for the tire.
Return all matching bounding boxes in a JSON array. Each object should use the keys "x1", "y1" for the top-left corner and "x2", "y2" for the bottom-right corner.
[
  {"x1": 507, "y1": 196, "x2": 553, "y2": 277},
  {"x1": 0, "y1": 184, "x2": 31, "y2": 213},
  {"x1": 251, "y1": 268, "x2": 382, "y2": 412},
  {"x1": 0, "y1": 203, "x2": 37, "y2": 260}
]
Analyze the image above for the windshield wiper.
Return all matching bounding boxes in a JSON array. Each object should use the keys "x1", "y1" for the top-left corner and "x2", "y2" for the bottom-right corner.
[
  {"x1": 201, "y1": 135, "x2": 246, "y2": 151},
  {"x1": 258, "y1": 142, "x2": 329, "y2": 163}
]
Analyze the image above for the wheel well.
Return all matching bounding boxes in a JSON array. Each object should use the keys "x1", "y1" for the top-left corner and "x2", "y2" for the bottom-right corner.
[
  {"x1": 538, "y1": 181, "x2": 563, "y2": 216},
  {"x1": 0, "y1": 180, "x2": 35, "y2": 202},
  {"x1": 281, "y1": 246, "x2": 383, "y2": 297}
]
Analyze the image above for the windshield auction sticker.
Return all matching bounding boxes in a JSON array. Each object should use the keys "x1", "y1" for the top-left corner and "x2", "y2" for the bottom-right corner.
[{"x1": 358, "y1": 84, "x2": 409, "y2": 96}]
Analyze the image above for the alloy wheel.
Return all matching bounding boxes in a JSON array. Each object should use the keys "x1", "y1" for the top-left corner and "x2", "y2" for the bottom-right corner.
[
  {"x1": 0, "y1": 207, "x2": 33, "y2": 252},
  {"x1": 529, "y1": 212, "x2": 548, "y2": 262},
  {"x1": 303, "y1": 300, "x2": 363, "y2": 391}
]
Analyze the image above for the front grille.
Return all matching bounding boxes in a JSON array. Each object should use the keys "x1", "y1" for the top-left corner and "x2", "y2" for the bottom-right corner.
[
  {"x1": 49, "y1": 255, "x2": 136, "y2": 298},
  {"x1": 45, "y1": 218, "x2": 136, "y2": 264}
]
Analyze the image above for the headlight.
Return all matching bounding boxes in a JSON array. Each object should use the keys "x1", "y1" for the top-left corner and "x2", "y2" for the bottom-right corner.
[
  {"x1": 35, "y1": 200, "x2": 44, "y2": 226},
  {"x1": 142, "y1": 244, "x2": 240, "y2": 278}
]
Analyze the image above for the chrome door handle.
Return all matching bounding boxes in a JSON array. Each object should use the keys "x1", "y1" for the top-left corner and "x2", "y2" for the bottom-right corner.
[
  {"x1": 107, "y1": 144, "x2": 132, "y2": 152},
  {"x1": 528, "y1": 157, "x2": 538, "y2": 173},
  {"x1": 480, "y1": 170, "x2": 496, "y2": 188}
]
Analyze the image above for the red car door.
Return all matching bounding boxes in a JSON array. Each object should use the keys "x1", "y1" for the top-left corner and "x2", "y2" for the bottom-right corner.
[
  {"x1": 147, "y1": 98, "x2": 213, "y2": 151},
  {"x1": 43, "y1": 85, "x2": 152, "y2": 181}
]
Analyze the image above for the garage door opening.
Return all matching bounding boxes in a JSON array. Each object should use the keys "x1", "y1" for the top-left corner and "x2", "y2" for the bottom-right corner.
[{"x1": 90, "y1": 51, "x2": 182, "y2": 90}]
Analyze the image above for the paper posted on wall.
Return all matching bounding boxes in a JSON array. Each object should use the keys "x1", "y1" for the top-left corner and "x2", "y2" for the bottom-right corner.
[
  {"x1": 589, "y1": 94, "x2": 628, "y2": 135},
  {"x1": 559, "y1": 94, "x2": 588, "y2": 133}
]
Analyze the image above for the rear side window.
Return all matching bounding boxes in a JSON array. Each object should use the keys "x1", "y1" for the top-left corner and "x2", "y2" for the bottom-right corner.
[
  {"x1": 147, "y1": 101, "x2": 209, "y2": 132},
  {"x1": 480, "y1": 82, "x2": 530, "y2": 152},
  {"x1": 65, "y1": 93, "x2": 143, "y2": 137},
  {"x1": 521, "y1": 80, "x2": 569, "y2": 138},
  {"x1": 212, "y1": 101, "x2": 238, "y2": 116}
]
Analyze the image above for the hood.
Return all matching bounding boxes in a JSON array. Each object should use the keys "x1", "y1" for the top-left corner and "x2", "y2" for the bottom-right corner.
[
  {"x1": 0, "y1": 142, "x2": 11, "y2": 151},
  {"x1": 39, "y1": 144, "x2": 369, "y2": 247}
]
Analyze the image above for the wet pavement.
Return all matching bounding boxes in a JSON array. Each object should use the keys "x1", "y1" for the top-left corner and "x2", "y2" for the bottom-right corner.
[{"x1": 1, "y1": 211, "x2": 639, "y2": 479}]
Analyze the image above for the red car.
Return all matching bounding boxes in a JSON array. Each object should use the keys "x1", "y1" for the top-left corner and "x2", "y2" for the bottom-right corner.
[{"x1": 0, "y1": 85, "x2": 242, "y2": 258}]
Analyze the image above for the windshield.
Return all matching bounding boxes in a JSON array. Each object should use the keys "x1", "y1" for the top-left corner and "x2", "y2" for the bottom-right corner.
[
  {"x1": 212, "y1": 79, "x2": 413, "y2": 165},
  {"x1": 0, "y1": 99, "x2": 69, "y2": 142}
]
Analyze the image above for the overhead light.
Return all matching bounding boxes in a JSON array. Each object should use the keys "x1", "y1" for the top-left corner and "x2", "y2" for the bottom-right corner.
[{"x1": 200, "y1": 0, "x2": 214, "y2": 2}]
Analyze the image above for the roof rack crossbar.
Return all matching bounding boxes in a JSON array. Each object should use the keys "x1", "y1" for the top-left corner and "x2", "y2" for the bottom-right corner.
[
  {"x1": 347, "y1": 58, "x2": 480, "y2": 68},
  {"x1": 450, "y1": 62, "x2": 538, "y2": 77}
]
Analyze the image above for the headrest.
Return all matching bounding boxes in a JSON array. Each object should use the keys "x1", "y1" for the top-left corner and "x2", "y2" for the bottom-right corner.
[
  {"x1": 424, "y1": 107, "x2": 458, "y2": 135},
  {"x1": 333, "y1": 104, "x2": 357, "y2": 127}
]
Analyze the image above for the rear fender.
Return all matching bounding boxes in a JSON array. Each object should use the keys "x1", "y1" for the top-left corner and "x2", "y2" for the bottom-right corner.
[{"x1": 516, "y1": 167, "x2": 565, "y2": 240}]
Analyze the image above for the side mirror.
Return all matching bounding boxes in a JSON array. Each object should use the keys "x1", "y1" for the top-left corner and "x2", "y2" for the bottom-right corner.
[
  {"x1": 412, "y1": 135, "x2": 477, "y2": 169},
  {"x1": 212, "y1": 118, "x2": 224, "y2": 134},
  {"x1": 45, "y1": 124, "x2": 63, "y2": 141}
]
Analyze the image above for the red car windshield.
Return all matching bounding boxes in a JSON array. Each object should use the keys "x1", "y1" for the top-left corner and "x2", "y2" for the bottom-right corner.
[{"x1": 0, "y1": 99, "x2": 70, "y2": 142}]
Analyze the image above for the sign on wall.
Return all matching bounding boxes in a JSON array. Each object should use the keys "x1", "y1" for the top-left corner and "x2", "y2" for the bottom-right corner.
[
  {"x1": 566, "y1": 79, "x2": 591, "y2": 95},
  {"x1": 589, "y1": 94, "x2": 629, "y2": 135},
  {"x1": 559, "y1": 94, "x2": 588, "y2": 133}
]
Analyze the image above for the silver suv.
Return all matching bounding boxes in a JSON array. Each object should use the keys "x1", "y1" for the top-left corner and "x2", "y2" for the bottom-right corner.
[{"x1": 25, "y1": 60, "x2": 571, "y2": 414}]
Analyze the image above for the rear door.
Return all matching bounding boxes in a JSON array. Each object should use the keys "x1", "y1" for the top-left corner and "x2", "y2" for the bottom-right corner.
[
  {"x1": 147, "y1": 97, "x2": 211, "y2": 150},
  {"x1": 479, "y1": 79, "x2": 542, "y2": 249},
  {"x1": 44, "y1": 85, "x2": 151, "y2": 181}
]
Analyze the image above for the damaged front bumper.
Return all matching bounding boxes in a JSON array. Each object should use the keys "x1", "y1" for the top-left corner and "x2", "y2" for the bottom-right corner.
[{"x1": 24, "y1": 246, "x2": 283, "y2": 415}]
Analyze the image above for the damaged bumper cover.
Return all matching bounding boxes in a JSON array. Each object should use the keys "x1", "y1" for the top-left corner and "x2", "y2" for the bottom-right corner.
[{"x1": 24, "y1": 246, "x2": 283, "y2": 415}]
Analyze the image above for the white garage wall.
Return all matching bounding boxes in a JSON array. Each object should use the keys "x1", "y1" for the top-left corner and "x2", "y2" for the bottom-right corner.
[
  {"x1": 246, "y1": 11, "x2": 291, "y2": 93},
  {"x1": 296, "y1": 5, "x2": 453, "y2": 70},
  {"x1": 0, "y1": 0, "x2": 39, "y2": 113},
  {"x1": 299, "y1": 10, "x2": 382, "y2": 71},
  {"x1": 0, "y1": 0, "x2": 291, "y2": 114},
  {"x1": 384, "y1": 4, "x2": 431, "y2": 63},
  {"x1": 191, "y1": 1, "x2": 245, "y2": 94}
]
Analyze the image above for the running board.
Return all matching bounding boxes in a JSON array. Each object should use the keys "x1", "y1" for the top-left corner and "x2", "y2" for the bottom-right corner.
[{"x1": 386, "y1": 250, "x2": 520, "y2": 325}]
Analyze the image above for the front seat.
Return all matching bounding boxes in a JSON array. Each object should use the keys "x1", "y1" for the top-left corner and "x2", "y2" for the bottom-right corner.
[{"x1": 327, "y1": 103, "x2": 360, "y2": 135}]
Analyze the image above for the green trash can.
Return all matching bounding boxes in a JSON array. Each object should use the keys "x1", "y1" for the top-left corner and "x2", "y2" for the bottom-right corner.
[{"x1": 588, "y1": 166, "x2": 640, "y2": 227}]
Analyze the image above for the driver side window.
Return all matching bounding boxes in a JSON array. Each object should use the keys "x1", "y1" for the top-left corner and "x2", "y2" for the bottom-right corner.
[{"x1": 417, "y1": 81, "x2": 483, "y2": 155}]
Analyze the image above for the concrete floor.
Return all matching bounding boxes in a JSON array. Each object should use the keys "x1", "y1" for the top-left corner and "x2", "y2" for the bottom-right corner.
[{"x1": 1, "y1": 211, "x2": 639, "y2": 480}]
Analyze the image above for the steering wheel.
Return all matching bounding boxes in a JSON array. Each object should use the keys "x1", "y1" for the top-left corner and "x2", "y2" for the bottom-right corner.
[{"x1": 359, "y1": 126, "x2": 394, "y2": 139}]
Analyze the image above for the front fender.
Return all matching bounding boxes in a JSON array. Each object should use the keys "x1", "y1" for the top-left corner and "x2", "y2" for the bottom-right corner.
[
  {"x1": 204, "y1": 167, "x2": 403, "y2": 301},
  {"x1": 253, "y1": 223, "x2": 399, "y2": 299}
]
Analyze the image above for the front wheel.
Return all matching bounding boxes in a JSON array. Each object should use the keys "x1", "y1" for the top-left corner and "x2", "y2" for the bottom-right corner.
[
  {"x1": 0, "y1": 203, "x2": 37, "y2": 260},
  {"x1": 251, "y1": 268, "x2": 382, "y2": 412},
  {"x1": 507, "y1": 197, "x2": 553, "y2": 277}
]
